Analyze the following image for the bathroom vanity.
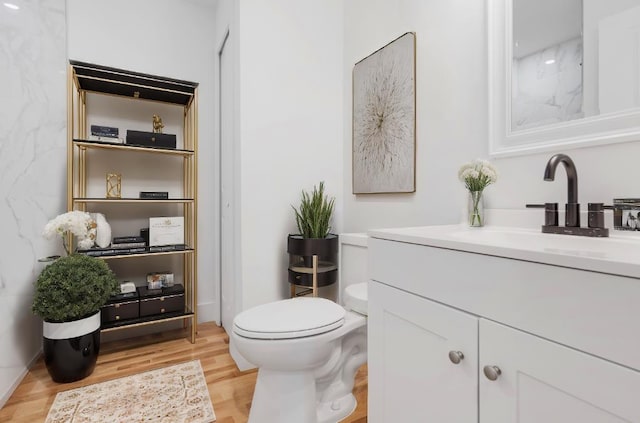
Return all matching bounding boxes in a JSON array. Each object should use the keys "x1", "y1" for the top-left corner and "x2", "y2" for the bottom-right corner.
[{"x1": 367, "y1": 225, "x2": 640, "y2": 422}]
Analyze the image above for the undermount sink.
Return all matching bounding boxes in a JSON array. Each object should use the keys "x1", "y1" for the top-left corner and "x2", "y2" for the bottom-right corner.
[{"x1": 368, "y1": 224, "x2": 640, "y2": 279}]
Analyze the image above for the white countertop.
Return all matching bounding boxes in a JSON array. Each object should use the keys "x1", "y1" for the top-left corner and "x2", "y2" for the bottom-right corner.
[{"x1": 368, "y1": 224, "x2": 640, "y2": 279}]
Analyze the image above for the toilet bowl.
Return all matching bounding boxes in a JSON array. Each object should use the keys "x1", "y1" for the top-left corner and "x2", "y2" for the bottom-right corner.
[{"x1": 231, "y1": 282, "x2": 368, "y2": 423}]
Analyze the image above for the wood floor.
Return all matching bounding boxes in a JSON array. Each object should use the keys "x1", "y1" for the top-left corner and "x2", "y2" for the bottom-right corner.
[{"x1": 0, "y1": 322, "x2": 368, "y2": 422}]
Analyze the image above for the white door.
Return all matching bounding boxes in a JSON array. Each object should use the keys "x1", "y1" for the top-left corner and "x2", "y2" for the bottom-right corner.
[
  {"x1": 368, "y1": 281, "x2": 478, "y2": 423},
  {"x1": 479, "y1": 319, "x2": 640, "y2": 422},
  {"x1": 219, "y1": 30, "x2": 235, "y2": 330}
]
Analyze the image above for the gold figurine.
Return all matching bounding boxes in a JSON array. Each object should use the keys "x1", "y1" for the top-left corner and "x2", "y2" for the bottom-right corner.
[
  {"x1": 152, "y1": 114, "x2": 164, "y2": 134},
  {"x1": 106, "y1": 173, "x2": 122, "y2": 199}
]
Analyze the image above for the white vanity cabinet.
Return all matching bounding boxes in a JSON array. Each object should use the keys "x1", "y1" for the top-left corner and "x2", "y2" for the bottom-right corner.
[
  {"x1": 480, "y1": 319, "x2": 640, "y2": 422},
  {"x1": 368, "y1": 233, "x2": 640, "y2": 423},
  {"x1": 368, "y1": 281, "x2": 478, "y2": 422}
]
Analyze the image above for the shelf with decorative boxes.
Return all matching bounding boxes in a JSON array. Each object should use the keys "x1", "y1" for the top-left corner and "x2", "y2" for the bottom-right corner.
[
  {"x1": 101, "y1": 285, "x2": 191, "y2": 332},
  {"x1": 68, "y1": 61, "x2": 199, "y2": 343}
]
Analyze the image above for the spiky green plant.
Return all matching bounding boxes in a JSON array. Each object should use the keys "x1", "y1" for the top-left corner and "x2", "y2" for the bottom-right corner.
[{"x1": 292, "y1": 181, "x2": 335, "y2": 238}]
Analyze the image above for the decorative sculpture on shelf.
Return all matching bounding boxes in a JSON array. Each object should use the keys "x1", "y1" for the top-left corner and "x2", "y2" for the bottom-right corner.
[
  {"x1": 152, "y1": 114, "x2": 164, "y2": 134},
  {"x1": 106, "y1": 173, "x2": 122, "y2": 199}
]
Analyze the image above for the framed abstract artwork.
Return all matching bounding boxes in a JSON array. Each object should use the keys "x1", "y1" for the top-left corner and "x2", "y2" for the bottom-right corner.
[{"x1": 352, "y1": 32, "x2": 416, "y2": 194}]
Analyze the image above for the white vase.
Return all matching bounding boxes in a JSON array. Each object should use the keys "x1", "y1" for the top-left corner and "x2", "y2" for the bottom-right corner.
[
  {"x1": 92, "y1": 212, "x2": 112, "y2": 248},
  {"x1": 467, "y1": 191, "x2": 484, "y2": 227}
]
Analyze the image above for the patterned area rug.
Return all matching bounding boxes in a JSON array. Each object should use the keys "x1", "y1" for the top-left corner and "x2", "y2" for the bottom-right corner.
[{"x1": 45, "y1": 360, "x2": 216, "y2": 423}]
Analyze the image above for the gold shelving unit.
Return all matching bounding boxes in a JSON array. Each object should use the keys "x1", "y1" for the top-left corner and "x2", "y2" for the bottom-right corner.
[{"x1": 67, "y1": 61, "x2": 199, "y2": 343}]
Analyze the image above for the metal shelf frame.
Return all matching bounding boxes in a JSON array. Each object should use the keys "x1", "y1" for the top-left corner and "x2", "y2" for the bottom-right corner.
[{"x1": 67, "y1": 61, "x2": 199, "y2": 343}]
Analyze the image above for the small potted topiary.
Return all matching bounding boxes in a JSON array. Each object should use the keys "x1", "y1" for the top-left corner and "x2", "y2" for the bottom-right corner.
[
  {"x1": 288, "y1": 182, "x2": 338, "y2": 293},
  {"x1": 33, "y1": 211, "x2": 118, "y2": 383}
]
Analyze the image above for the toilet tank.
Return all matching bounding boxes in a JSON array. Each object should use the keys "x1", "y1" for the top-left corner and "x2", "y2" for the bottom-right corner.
[{"x1": 338, "y1": 233, "x2": 368, "y2": 306}]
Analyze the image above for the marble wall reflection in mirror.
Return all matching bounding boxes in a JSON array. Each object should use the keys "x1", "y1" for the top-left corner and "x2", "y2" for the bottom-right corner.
[
  {"x1": 489, "y1": 0, "x2": 640, "y2": 157},
  {"x1": 511, "y1": 0, "x2": 583, "y2": 131}
]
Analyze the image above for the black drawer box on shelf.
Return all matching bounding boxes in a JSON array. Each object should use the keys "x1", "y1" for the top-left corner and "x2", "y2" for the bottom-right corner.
[
  {"x1": 101, "y1": 291, "x2": 139, "y2": 324},
  {"x1": 138, "y1": 284, "x2": 185, "y2": 317},
  {"x1": 126, "y1": 130, "x2": 177, "y2": 149}
]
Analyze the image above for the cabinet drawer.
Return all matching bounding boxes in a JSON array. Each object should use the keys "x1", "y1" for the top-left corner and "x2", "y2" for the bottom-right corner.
[
  {"x1": 139, "y1": 294, "x2": 184, "y2": 317},
  {"x1": 101, "y1": 300, "x2": 139, "y2": 323}
]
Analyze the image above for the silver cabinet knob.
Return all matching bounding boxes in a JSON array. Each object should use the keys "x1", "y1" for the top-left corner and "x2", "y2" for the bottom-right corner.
[
  {"x1": 448, "y1": 350, "x2": 464, "y2": 364},
  {"x1": 483, "y1": 365, "x2": 502, "y2": 381}
]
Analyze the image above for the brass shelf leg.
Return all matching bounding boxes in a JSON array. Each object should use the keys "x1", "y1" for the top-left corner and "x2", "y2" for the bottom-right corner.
[{"x1": 312, "y1": 255, "x2": 318, "y2": 297}]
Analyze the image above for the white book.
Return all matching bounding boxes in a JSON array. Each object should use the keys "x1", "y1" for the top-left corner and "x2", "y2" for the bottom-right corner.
[{"x1": 89, "y1": 135, "x2": 124, "y2": 143}]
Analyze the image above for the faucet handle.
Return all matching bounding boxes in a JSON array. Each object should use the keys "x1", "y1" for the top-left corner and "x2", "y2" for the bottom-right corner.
[
  {"x1": 588, "y1": 203, "x2": 605, "y2": 229},
  {"x1": 526, "y1": 203, "x2": 559, "y2": 226}
]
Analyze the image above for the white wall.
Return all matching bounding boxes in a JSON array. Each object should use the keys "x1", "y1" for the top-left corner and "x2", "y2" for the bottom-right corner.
[
  {"x1": 343, "y1": 0, "x2": 488, "y2": 232},
  {"x1": 342, "y1": 0, "x2": 640, "y2": 232},
  {"x1": 237, "y1": 0, "x2": 344, "y2": 310},
  {"x1": 491, "y1": 141, "x2": 640, "y2": 211},
  {"x1": 0, "y1": 0, "x2": 66, "y2": 407},
  {"x1": 67, "y1": 0, "x2": 219, "y2": 323}
]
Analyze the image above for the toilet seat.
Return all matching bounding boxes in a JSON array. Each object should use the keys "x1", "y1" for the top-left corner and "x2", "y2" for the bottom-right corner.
[{"x1": 233, "y1": 297, "x2": 346, "y2": 340}]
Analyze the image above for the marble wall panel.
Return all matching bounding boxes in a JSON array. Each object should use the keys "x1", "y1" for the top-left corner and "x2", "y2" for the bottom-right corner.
[{"x1": 0, "y1": 0, "x2": 66, "y2": 405}]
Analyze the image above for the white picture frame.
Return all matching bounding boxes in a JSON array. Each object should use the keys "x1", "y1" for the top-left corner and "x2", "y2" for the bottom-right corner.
[{"x1": 149, "y1": 216, "x2": 184, "y2": 246}]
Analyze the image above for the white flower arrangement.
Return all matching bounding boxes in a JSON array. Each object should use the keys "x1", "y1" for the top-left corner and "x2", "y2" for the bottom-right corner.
[
  {"x1": 458, "y1": 159, "x2": 498, "y2": 192},
  {"x1": 43, "y1": 211, "x2": 97, "y2": 255}
]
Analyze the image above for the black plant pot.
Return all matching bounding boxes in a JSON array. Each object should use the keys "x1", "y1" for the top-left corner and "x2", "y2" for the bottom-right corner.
[{"x1": 42, "y1": 311, "x2": 101, "y2": 383}]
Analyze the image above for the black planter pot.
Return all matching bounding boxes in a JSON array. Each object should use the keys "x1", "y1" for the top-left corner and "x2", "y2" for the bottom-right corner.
[
  {"x1": 287, "y1": 233, "x2": 338, "y2": 257},
  {"x1": 287, "y1": 234, "x2": 338, "y2": 288},
  {"x1": 42, "y1": 311, "x2": 101, "y2": 383}
]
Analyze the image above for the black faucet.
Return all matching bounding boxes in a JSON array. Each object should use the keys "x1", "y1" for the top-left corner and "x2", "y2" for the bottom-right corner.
[
  {"x1": 526, "y1": 154, "x2": 609, "y2": 237},
  {"x1": 543, "y1": 153, "x2": 580, "y2": 227}
]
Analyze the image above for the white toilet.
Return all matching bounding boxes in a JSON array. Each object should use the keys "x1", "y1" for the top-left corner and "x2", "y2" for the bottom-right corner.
[{"x1": 231, "y1": 233, "x2": 368, "y2": 423}]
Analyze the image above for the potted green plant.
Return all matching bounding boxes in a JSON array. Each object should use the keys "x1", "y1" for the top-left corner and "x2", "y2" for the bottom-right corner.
[
  {"x1": 34, "y1": 211, "x2": 118, "y2": 383},
  {"x1": 288, "y1": 182, "x2": 338, "y2": 292}
]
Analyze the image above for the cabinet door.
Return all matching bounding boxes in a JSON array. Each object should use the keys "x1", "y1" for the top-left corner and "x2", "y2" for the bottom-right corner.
[
  {"x1": 480, "y1": 319, "x2": 640, "y2": 423},
  {"x1": 368, "y1": 281, "x2": 478, "y2": 423}
]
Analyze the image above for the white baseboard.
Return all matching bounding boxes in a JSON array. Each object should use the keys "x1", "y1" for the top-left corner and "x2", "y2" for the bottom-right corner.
[
  {"x1": 0, "y1": 349, "x2": 41, "y2": 409},
  {"x1": 197, "y1": 301, "x2": 219, "y2": 325}
]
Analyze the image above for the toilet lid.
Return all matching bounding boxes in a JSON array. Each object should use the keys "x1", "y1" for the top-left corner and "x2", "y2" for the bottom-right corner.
[
  {"x1": 344, "y1": 282, "x2": 368, "y2": 315},
  {"x1": 233, "y1": 297, "x2": 346, "y2": 340}
]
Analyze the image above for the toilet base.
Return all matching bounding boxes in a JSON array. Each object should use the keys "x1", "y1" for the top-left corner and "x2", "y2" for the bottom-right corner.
[
  {"x1": 248, "y1": 368, "x2": 317, "y2": 423},
  {"x1": 247, "y1": 369, "x2": 359, "y2": 423},
  {"x1": 317, "y1": 393, "x2": 357, "y2": 423}
]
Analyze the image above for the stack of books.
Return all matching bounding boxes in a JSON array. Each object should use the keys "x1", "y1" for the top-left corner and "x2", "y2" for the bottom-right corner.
[
  {"x1": 79, "y1": 236, "x2": 146, "y2": 257},
  {"x1": 79, "y1": 237, "x2": 187, "y2": 257},
  {"x1": 89, "y1": 125, "x2": 124, "y2": 143},
  {"x1": 112, "y1": 236, "x2": 146, "y2": 251}
]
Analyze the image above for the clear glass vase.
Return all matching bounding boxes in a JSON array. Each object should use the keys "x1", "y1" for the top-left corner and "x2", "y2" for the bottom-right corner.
[{"x1": 468, "y1": 190, "x2": 484, "y2": 227}]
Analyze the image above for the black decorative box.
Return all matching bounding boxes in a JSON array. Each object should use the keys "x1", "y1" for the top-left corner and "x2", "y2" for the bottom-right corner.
[
  {"x1": 126, "y1": 130, "x2": 177, "y2": 149},
  {"x1": 137, "y1": 284, "x2": 185, "y2": 317},
  {"x1": 101, "y1": 291, "x2": 139, "y2": 324}
]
